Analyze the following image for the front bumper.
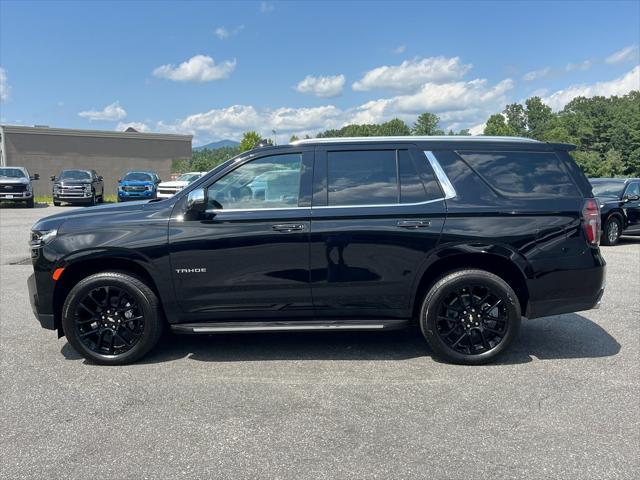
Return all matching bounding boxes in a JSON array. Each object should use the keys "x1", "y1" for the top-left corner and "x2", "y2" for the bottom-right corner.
[
  {"x1": 118, "y1": 190, "x2": 156, "y2": 201},
  {"x1": 27, "y1": 273, "x2": 55, "y2": 330},
  {"x1": 0, "y1": 191, "x2": 32, "y2": 200}
]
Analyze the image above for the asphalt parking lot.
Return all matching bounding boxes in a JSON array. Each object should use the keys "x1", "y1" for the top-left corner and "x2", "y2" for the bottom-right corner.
[{"x1": 1, "y1": 203, "x2": 638, "y2": 479}]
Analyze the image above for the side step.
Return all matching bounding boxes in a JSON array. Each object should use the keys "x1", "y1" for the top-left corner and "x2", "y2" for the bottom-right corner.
[{"x1": 170, "y1": 319, "x2": 409, "y2": 334}]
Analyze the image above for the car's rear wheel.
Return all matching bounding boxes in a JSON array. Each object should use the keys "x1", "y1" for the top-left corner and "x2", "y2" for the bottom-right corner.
[
  {"x1": 420, "y1": 269, "x2": 521, "y2": 365},
  {"x1": 601, "y1": 216, "x2": 622, "y2": 246},
  {"x1": 62, "y1": 272, "x2": 163, "y2": 365}
]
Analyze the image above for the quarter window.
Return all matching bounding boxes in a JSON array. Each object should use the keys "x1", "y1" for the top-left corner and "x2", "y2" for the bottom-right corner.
[
  {"x1": 457, "y1": 151, "x2": 579, "y2": 197},
  {"x1": 206, "y1": 153, "x2": 302, "y2": 210}
]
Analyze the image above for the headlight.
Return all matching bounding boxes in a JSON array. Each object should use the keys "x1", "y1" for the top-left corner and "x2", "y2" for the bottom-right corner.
[
  {"x1": 30, "y1": 229, "x2": 58, "y2": 247},
  {"x1": 146, "y1": 185, "x2": 153, "y2": 191},
  {"x1": 26, "y1": 183, "x2": 33, "y2": 192},
  {"x1": 83, "y1": 184, "x2": 92, "y2": 191}
]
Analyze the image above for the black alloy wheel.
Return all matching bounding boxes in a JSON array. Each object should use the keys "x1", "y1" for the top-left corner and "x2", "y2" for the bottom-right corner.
[
  {"x1": 73, "y1": 285, "x2": 145, "y2": 356},
  {"x1": 420, "y1": 269, "x2": 521, "y2": 364},
  {"x1": 62, "y1": 272, "x2": 163, "y2": 364}
]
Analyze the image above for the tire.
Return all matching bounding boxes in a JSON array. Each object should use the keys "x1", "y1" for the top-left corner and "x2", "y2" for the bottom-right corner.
[
  {"x1": 62, "y1": 272, "x2": 164, "y2": 365},
  {"x1": 26, "y1": 197, "x2": 35, "y2": 208},
  {"x1": 419, "y1": 269, "x2": 521, "y2": 365},
  {"x1": 98, "y1": 194, "x2": 104, "y2": 204},
  {"x1": 88, "y1": 192, "x2": 96, "y2": 206},
  {"x1": 53, "y1": 200, "x2": 61, "y2": 206},
  {"x1": 601, "y1": 216, "x2": 622, "y2": 246}
]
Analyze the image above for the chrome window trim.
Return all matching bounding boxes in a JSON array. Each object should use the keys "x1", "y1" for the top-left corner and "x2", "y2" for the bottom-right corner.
[
  {"x1": 424, "y1": 150, "x2": 457, "y2": 200},
  {"x1": 312, "y1": 197, "x2": 445, "y2": 209}
]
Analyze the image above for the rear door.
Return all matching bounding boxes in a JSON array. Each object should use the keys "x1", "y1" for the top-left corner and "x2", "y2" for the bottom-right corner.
[{"x1": 309, "y1": 144, "x2": 446, "y2": 320}]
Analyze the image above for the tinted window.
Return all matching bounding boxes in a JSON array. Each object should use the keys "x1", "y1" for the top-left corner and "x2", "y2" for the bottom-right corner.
[
  {"x1": 123, "y1": 172, "x2": 153, "y2": 182},
  {"x1": 59, "y1": 170, "x2": 91, "y2": 181},
  {"x1": 0, "y1": 168, "x2": 27, "y2": 178},
  {"x1": 591, "y1": 181, "x2": 626, "y2": 197},
  {"x1": 399, "y1": 150, "x2": 427, "y2": 203},
  {"x1": 207, "y1": 153, "x2": 302, "y2": 210},
  {"x1": 328, "y1": 150, "x2": 397, "y2": 206},
  {"x1": 625, "y1": 182, "x2": 640, "y2": 197},
  {"x1": 457, "y1": 151, "x2": 579, "y2": 197}
]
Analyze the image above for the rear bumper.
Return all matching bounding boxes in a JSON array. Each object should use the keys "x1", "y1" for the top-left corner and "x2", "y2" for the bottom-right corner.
[
  {"x1": 526, "y1": 252, "x2": 606, "y2": 319},
  {"x1": 27, "y1": 273, "x2": 56, "y2": 330}
]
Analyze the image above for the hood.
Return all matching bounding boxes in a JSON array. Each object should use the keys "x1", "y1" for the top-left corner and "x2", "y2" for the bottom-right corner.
[
  {"x1": 158, "y1": 180, "x2": 189, "y2": 188},
  {"x1": 33, "y1": 200, "x2": 154, "y2": 232},
  {"x1": 0, "y1": 177, "x2": 29, "y2": 185}
]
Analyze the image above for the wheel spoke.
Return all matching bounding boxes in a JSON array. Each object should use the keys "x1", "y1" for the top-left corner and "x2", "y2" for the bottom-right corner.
[{"x1": 451, "y1": 332, "x2": 468, "y2": 348}]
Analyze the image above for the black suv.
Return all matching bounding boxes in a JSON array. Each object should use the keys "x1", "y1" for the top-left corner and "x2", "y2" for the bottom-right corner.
[
  {"x1": 28, "y1": 137, "x2": 606, "y2": 365},
  {"x1": 51, "y1": 169, "x2": 104, "y2": 206},
  {"x1": 589, "y1": 178, "x2": 640, "y2": 245}
]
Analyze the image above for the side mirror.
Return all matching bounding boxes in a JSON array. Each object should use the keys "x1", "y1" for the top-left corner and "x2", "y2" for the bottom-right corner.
[
  {"x1": 31, "y1": 174, "x2": 40, "y2": 181},
  {"x1": 98, "y1": 176, "x2": 103, "y2": 181},
  {"x1": 50, "y1": 175, "x2": 56, "y2": 181},
  {"x1": 117, "y1": 178, "x2": 122, "y2": 183},
  {"x1": 624, "y1": 194, "x2": 639, "y2": 202},
  {"x1": 186, "y1": 188, "x2": 206, "y2": 215}
]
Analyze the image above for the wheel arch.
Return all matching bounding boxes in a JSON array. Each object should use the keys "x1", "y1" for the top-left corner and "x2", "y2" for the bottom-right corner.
[
  {"x1": 52, "y1": 256, "x2": 162, "y2": 336},
  {"x1": 410, "y1": 247, "x2": 531, "y2": 321}
]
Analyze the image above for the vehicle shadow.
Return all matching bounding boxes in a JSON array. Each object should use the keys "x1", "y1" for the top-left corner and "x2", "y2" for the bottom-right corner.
[
  {"x1": 618, "y1": 235, "x2": 640, "y2": 244},
  {"x1": 0, "y1": 201, "x2": 48, "y2": 208},
  {"x1": 60, "y1": 312, "x2": 620, "y2": 366}
]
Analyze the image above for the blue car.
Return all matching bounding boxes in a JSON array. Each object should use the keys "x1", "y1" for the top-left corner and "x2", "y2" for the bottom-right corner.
[{"x1": 118, "y1": 171, "x2": 160, "y2": 202}]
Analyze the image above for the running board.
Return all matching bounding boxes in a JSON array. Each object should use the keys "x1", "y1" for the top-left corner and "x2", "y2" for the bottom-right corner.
[{"x1": 170, "y1": 319, "x2": 409, "y2": 334}]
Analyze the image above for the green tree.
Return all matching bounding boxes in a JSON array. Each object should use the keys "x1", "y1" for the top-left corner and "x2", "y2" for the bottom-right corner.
[
  {"x1": 601, "y1": 149, "x2": 626, "y2": 177},
  {"x1": 504, "y1": 103, "x2": 527, "y2": 136},
  {"x1": 484, "y1": 114, "x2": 516, "y2": 136},
  {"x1": 412, "y1": 112, "x2": 444, "y2": 135},
  {"x1": 377, "y1": 118, "x2": 411, "y2": 136},
  {"x1": 289, "y1": 134, "x2": 299, "y2": 143},
  {"x1": 525, "y1": 97, "x2": 553, "y2": 137},
  {"x1": 239, "y1": 131, "x2": 263, "y2": 152}
]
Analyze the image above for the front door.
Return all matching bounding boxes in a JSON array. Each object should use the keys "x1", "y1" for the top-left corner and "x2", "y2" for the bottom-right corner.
[
  {"x1": 623, "y1": 181, "x2": 640, "y2": 232},
  {"x1": 309, "y1": 145, "x2": 447, "y2": 319},
  {"x1": 169, "y1": 150, "x2": 314, "y2": 319}
]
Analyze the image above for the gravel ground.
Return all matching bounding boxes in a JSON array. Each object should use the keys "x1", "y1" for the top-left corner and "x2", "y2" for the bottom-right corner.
[{"x1": 1, "y1": 203, "x2": 639, "y2": 479}]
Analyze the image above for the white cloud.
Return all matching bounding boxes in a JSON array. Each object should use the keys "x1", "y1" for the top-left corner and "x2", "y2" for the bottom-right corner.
[
  {"x1": 352, "y1": 56, "x2": 472, "y2": 92},
  {"x1": 565, "y1": 60, "x2": 593, "y2": 72},
  {"x1": 605, "y1": 45, "x2": 639, "y2": 64},
  {"x1": 260, "y1": 1, "x2": 274, "y2": 13},
  {"x1": 117, "y1": 121, "x2": 150, "y2": 132},
  {"x1": 522, "y1": 66, "x2": 551, "y2": 81},
  {"x1": 0, "y1": 67, "x2": 10, "y2": 102},
  {"x1": 153, "y1": 55, "x2": 236, "y2": 82},
  {"x1": 543, "y1": 65, "x2": 640, "y2": 110},
  {"x1": 78, "y1": 101, "x2": 127, "y2": 121},
  {"x1": 295, "y1": 74, "x2": 345, "y2": 98},
  {"x1": 214, "y1": 27, "x2": 229, "y2": 39},
  {"x1": 348, "y1": 78, "x2": 513, "y2": 125},
  {"x1": 392, "y1": 45, "x2": 406, "y2": 55},
  {"x1": 215, "y1": 25, "x2": 244, "y2": 39}
]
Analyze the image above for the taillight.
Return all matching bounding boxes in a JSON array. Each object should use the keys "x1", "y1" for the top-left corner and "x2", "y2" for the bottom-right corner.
[{"x1": 582, "y1": 198, "x2": 601, "y2": 246}]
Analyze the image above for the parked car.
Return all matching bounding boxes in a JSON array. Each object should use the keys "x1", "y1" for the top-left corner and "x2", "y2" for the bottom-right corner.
[
  {"x1": 28, "y1": 136, "x2": 606, "y2": 365},
  {"x1": 51, "y1": 169, "x2": 104, "y2": 206},
  {"x1": 118, "y1": 171, "x2": 160, "y2": 202},
  {"x1": 589, "y1": 177, "x2": 640, "y2": 245},
  {"x1": 0, "y1": 166, "x2": 39, "y2": 208},
  {"x1": 157, "y1": 172, "x2": 206, "y2": 198}
]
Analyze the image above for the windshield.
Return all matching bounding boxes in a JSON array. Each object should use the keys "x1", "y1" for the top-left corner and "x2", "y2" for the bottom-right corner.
[
  {"x1": 59, "y1": 170, "x2": 91, "y2": 181},
  {"x1": 123, "y1": 172, "x2": 153, "y2": 182},
  {"x1": 591, "y1": 181, "x2": 625, "y2": 198},
  {"x1": 177, "y1": 173, "x2": 202, "y2": 183},
  {"x1": 0, "y1": 168, "x2": 26, "y2": 178}
]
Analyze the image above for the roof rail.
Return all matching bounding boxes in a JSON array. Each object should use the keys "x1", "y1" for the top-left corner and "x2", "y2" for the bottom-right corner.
[{"x1": 291, "y1": 135, "x2": 541, "y2": 145}]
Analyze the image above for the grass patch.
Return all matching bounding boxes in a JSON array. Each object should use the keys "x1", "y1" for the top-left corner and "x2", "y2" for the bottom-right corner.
[{"x1": 34, "y1": 195, "x2": 118, "y2": 205}]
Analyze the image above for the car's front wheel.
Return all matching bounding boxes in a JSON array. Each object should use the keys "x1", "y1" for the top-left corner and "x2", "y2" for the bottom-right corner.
[
  {"x1": 601, "y1": 216, "x2": 622, "y2": 246},
  {"x1": 62, "y1": 272, "x2": 164, "y2": 365},
  {"x1": 420, "y1": 269, "x2": 521, "y2": 365}
]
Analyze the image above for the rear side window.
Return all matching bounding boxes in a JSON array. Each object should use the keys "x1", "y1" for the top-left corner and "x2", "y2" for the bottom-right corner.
[
  {"x1": 457, "y1": 151, "x2": 579, "y2": 197},
  {"x1": 326, "y1": 149, "x2": 442, "y2": 206}
]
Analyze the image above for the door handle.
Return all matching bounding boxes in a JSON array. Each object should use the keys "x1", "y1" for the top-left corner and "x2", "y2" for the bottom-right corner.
[
  {"x1": 271, "y1": 223, "x2": 305, "y2": 232},
  {"x1": 396, "y1": 219, "x2": 431, "y2": 229}
]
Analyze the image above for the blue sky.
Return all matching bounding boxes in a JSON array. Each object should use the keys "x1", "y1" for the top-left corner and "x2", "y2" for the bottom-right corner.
[{"x1": 1, "y1": 0, "x2": 639, "y2": 145}]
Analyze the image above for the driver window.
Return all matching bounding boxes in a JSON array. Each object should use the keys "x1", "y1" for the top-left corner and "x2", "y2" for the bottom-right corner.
[
  {"x1": 625, "y1": 183, "x2": 639, "y2": 197},
  {"x1": 206, "y1": 153, "x2": 302, "y2": 210}
]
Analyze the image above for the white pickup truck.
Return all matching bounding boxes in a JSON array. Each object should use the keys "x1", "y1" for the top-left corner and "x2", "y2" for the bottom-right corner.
[{"x1": 156, "y1": 172, "x2": 206, "y2": 199}]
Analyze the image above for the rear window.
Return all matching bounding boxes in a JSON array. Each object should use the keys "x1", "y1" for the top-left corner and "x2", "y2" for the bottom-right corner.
[{"x1": 457, "y1": 151, "x2": 579, "y2": 197}]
